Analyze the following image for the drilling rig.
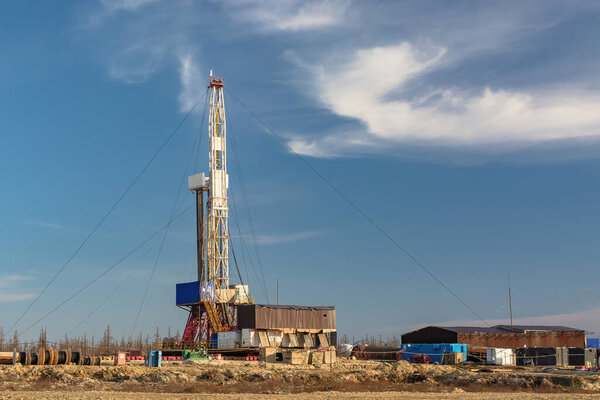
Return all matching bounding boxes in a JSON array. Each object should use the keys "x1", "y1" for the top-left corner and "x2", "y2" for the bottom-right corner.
[
  {"x1": 173, "y1": 71, "x2": 336, "y2": 358},
  {"x1": 175, "y1": 71, "x2": 249, "y2": 350}
]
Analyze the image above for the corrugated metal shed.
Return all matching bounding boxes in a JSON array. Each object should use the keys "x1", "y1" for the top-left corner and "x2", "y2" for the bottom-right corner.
[
  {"x1": 237, "y1": 304, "x2": 336, "y2": 331},
  {"x1": 402, "y1": 325, "x2": 585, "y2": 349},
  {"x1": 401, "y1": 326, "x2": 459, "y2": 344}
]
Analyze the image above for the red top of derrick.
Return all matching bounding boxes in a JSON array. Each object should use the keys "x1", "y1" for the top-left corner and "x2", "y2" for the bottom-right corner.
[{"x1": 209, "y1": 76, "x2": 224, "y2": 88}]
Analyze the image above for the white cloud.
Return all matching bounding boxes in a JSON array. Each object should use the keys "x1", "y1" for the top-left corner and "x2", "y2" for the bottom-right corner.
[
  {"x1": 0, "y1": 275, "x2": 33, "y2": 289},
  {"x1": 84, "y1": 0, "x2": 346, "y2": 117},
  {"x1": 88, "y1": 0, "x2": 160, "y2": 26},
  {"x1": 0, "y1": 275, "x2": 35, "y2": 303},
  {"x1": 100, "y1": 0, "x2": 159, "y2": 12},
  {"x1": 178, "y1": 52, "x2": 204, "y2": 113},
  {"x1": 22, "y1": 219, "x2": 66, "y2": 230},
  {"x1": 0, "y1": 293, "x2": 36, "y2": 303},
  {"x1": 290, "y1": 43, "x2": 600, "y2": 158},
  {"x1": 84, "y1": 1, "x2": 205, "y2": 112},
  {"x1": 107, "y1": 42, "x2": 168, "y2": 84},
  {"x1": 226, "y1": 0, "x2": 349, "y2": 31}
]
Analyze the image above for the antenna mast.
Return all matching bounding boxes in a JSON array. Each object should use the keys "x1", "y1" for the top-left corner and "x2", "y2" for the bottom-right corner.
[{"x1": 508, "y1": 272, "x2": 513, "y2": 331}]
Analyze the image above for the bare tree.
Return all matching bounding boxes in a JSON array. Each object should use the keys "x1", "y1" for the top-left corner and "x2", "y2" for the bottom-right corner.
[
  {"x1": 153, "y1": 327, "x2": 161, "y2": 348},
  {"x1": 101, "y1": 325, "x2": 112, "y2": 354},
  {"x1": 38, "y1": 327, "x2": 47, "y2": 349},
  {"x1": 10, "y1": 330, "x2": 19, "y2": 350},
  {"x1": 0, "y1": 326, "x2": 5, "y2": 351}
]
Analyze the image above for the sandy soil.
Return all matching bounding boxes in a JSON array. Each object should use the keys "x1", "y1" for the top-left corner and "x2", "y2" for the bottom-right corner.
[
  {"x1": 2, "y1": 360, "x2": 600, "y2": 398},
  {"x1": 1, "y1": 392, "x2": 600, "y2": 399}
]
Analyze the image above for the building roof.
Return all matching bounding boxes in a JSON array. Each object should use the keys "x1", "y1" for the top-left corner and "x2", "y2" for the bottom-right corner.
[
  {"x1": 252, "y1": 304, "x2": 335, "y2": 310},
  {"x1": 493, "y1": 325, "x2": 583, "y2": 333},
  {"x1": 430, "y1": 325, "x2": 584, "y2": 334},
  {"x1": 436, "y1": 326, "x2": 502, "y2": 333}
]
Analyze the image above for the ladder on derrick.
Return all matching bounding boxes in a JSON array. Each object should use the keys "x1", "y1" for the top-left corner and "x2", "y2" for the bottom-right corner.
[{"x1": 202, "y1": 301, "x2": 224, "y2": 332}]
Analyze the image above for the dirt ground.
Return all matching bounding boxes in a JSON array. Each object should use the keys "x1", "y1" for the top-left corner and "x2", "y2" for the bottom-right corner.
[
  {"x1": 1, "y1": 392, "x2": 600, "y2": 400},
  {"x1": 2, "y1": 359, "x2": 600, "y2": 399}
]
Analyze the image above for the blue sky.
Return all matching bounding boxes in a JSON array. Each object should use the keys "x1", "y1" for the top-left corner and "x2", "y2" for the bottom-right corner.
[{"x1": 2, "y1": 0, "x2": 600, "y2": 343}]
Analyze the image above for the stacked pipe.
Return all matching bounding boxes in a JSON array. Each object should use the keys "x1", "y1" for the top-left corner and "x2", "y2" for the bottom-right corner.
[
  {"x1": 0, "y1": 348, "x2": 101, "y2": 366},
  {"x1": 0, "y1": 352, "x2": 13, "y2": 365}
]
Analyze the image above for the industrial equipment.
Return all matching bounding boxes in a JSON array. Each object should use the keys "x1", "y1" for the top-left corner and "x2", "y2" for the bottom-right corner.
[
  {"x1": 176, "y1": 71, "x2": 249, "y2": 351},
  {"x1": 174, "y1": 71, "x2": 336, "y2": 358}
]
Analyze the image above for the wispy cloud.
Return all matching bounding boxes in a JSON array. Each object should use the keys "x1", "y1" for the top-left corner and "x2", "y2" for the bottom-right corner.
[
  {"x1": 0, "y1": 275, "x2": 36, "y2": 303},
  {"x1": 0, "y1": 293, "x2": 36, "y2": 303},
  {"x1": 107, "y1": 43, "x2": 168, "y2": 84},
  {"x1": 88, "y1": 0, "x2": 160, "y2": 27},
  {"x1": 245, "y1": 231, "x2": 322, "y2": 245},
  {"x1": 100, "y1": 0, "x2": 159, "y2": 13},
  {"x1": 178, "y1": 52, "x2": 204, "y2": 113},
  {"x1": 22, "y1": 219, "x2": 66, "y2": 230},
  {"x1": 289, "y1": 42, "x2": 600, "y2": 159},
  {"x1": 225, "y1": 0, "x2": 350, "y2": 31},
  {"x1": 0, "y1": 275, "x2": 33, "y2": 289},
  {"x1": 83, "y1": 0, "x2": 348, "y2": 118},
  {"x1": 84, "y1": 0, "x2": 204, "y2": 104}
]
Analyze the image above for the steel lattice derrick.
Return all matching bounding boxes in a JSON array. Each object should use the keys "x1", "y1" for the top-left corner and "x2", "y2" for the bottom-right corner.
[{"x1": 207, "y1": 72, "x2": 229, "y2": 290}]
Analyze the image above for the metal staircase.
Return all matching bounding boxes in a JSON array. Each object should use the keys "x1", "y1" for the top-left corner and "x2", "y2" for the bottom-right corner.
[{"x1": 202, "y1": 301, "x2": 224, "y2": 332}]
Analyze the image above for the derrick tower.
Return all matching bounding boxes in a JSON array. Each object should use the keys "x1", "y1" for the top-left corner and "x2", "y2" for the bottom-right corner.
[
  {"x1": 206, "y1": 71, "x2": 229, "y2": 289},
  {"x1": 176, "y1": 71, "x2": 247, "y2": 349}
]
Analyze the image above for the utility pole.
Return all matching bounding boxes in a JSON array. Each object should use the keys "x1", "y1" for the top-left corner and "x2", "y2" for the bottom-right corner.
[
  {"x1": 195, "y1": 189, "x2": 205, "y2": 282},
  {"x1": 509, "y1": 272, "x2": 515, "y2": 351},
  {"x1": 276, "y1": 279, "x2": 279, "y2": 305},
  {"x1": 508, "y1": 272, "x2": 513, "y2": 332}
]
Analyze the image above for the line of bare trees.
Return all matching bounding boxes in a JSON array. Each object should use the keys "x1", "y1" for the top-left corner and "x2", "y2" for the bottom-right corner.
[
  {"x1": 0, "y1": 326, "x2": 180, "y2": 355},
  {"x1": 338, "y1": 333, "x2": 401, "y2": 348},
  {"x1": 1, "y1": 327, "x2": 400, "y2": 353}
]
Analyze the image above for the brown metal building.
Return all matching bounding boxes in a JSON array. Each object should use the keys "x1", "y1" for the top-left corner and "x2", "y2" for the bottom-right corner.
[
  {"x1": 401, "y1": 325, "x2": 585, "y2": 350},
  {"x1": 237, "y1": 304, "x2": 336, "y2": 332}
]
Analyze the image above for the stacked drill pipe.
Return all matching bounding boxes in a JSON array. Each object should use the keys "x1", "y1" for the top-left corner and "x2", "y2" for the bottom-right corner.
[
  {"x1": 0, "y1": 348, "x2": 101, "y2": 366},
  {"x1": 0, "y1": 351, "x2": 13, "y2": 365}
]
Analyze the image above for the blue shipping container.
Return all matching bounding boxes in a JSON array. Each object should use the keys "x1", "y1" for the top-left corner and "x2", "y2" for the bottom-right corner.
[
  {"x1": 400, "y1": 343, "x2": 467, "y2": 363},
  {"x1": 176, "y1": 281, "x2": 215, "y2": 305},
  {"x1": 587, "y1": 338, "x2": 600, "y2": 349}
]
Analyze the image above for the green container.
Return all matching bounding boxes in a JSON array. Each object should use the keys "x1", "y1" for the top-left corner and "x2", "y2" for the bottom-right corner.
[{"x1": 183, "y1": 348, "x2": 208, "y2": 360}]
